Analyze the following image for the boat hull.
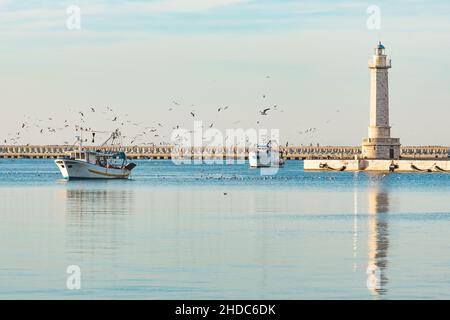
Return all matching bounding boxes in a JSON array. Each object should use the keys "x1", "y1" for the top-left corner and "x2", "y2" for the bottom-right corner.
[
  {"x1": 55, "y1": 159, "x2": 131, "y2": 179},
  {"x1": 249, "y1": 151, "x2": 284, "y2": 168}
]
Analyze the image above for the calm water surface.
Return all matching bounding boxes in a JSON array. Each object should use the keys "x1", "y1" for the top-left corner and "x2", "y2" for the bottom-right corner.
[{"x1": 1, "y1": 159, "x2": 450, "y2": 299}]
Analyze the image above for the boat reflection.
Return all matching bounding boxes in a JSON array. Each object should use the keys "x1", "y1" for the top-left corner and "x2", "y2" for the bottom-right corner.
[
  {"x1": 63, "y1": 187, "x2": 134, "y2": 216},
  {"x1": 366, "y1": 176, "x2": 390, "y2": 296},
  {"x1": 60, "y1": 187, "x2": 136, "y2": 258}
]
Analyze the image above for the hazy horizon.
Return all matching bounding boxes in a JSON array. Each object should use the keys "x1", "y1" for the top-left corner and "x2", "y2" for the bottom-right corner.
[{"x1": 1, "y1": 0, "x2": 449, "y2": 146}]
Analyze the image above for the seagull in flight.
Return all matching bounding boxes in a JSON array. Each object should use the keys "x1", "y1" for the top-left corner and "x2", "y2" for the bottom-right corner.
[{"x1": 259, "y1": 108, "x2": 270, "y2": 115}]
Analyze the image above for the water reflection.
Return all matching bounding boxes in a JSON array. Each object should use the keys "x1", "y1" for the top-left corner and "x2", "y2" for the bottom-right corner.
[
  {"x1": 64, "y1": 188, "x2": 134, "y2": 216},
  {"x1": 366, "y1": 176, "x2": 390, "y2": 296},
  {"x1": 61, "y1": 188, "x2": 135, "y2": 259}
]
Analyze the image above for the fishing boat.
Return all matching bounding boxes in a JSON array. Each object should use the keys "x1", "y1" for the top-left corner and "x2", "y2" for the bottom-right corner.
[
  {"x1": 249, "y1": 141, "x2": 285, "y2": 168},
  {"x1": 55, "y1": 129, "x2": 136, "y2": 179}
]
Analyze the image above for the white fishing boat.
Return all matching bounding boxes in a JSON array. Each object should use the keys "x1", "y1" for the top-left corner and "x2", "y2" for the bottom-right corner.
[
  {"x1": 249, "y1": 141, "x2": 285, "y2": 168},
  {"x1": 55, "y1": 129, "x2": 136, "y2": 180}
]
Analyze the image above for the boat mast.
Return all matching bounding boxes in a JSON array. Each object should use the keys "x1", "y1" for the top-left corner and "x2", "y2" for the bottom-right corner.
[
  {"x1": 75, "y1": 129, "x2": 83, "y2": 159},
  {"x1": 100, "y1": 129, "x2": 121, "y2": 148}
]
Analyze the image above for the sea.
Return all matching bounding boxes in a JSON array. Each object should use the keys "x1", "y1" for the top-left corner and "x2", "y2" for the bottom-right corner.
[{"x1": 1, "y1": 158, "x2": 450, "y2": 299}]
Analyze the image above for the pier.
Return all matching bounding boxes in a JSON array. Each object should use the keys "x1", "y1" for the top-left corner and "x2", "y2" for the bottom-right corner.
[{"x1": 0, "y1": 145, "x2": 448, "y2": 160}]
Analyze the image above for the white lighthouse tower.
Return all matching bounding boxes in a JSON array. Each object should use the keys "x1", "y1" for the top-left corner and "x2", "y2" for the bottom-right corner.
[
  {"x1": 362, "y1": 42, "x2": 401, "y2": 159},
  {"x1": 304, "y1": 41, "x2": 450, "y2": 172}
]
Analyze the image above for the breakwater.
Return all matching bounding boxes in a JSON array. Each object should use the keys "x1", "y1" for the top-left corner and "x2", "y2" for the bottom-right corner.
[{"x1": 0, "y1": 145, "x2": 448, "y2": 160}]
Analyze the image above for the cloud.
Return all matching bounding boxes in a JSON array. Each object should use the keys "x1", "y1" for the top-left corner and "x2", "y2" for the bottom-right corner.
[
  {"x1": 133, "y1": 0, "x2": 250, "y2": 13},
  {"x1": 0, "y1": 0, "x2": 250, "y2": 32}
]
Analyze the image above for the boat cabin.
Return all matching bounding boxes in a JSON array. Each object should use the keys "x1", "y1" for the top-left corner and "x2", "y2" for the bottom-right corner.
[{"x1": 66, "y1": 150, "x2": 127, "y2": 169}]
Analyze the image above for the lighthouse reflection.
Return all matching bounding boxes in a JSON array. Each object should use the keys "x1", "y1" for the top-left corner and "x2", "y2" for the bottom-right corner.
[{"x1": 365, "y1": 176, "x2": 390, "y2": 296}]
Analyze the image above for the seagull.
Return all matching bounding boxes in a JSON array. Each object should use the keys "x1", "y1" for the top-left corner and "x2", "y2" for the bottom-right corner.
[
  {"x1": 90, "y1": 107, "x2": 95, "y2": 112},
  {"x1": 112, "y1": 117, "x2": 117, "y2": 121},
  {"x1": 259, "y1": 108, "x2": 270, "y2": 115},
  {"x1": 79, "y1": 112, "x2": 84, "y2": 117},
  {"x1": 190, "y1": 112, "x2": 195, "y2": 117}
]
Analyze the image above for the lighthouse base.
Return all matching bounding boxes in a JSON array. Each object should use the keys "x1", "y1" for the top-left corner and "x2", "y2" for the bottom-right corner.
[
  {"x1": 361, "y1": 137, "x2": 401, "y2": 159},
  {"x1": 304, "y1": 159, "x2": 450, "y2": 173}
]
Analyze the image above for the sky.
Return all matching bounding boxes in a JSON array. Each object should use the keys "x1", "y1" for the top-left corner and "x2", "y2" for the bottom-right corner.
[{"x1": 1, "y1": 0, "x2": 450, "y2": 146}]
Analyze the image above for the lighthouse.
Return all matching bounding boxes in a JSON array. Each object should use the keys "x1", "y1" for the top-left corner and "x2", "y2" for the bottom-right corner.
[
  {"x1": 361, "y1": 42, "x2": 401, "y2": 159},
  {"x1": 304, "y1": 41, "x2": 450, "y2": 172}
]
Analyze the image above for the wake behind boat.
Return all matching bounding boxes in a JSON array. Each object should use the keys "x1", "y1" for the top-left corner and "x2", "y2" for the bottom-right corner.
[{"x1": 55, "y1": 129, "x2": 136, "y2": 180}]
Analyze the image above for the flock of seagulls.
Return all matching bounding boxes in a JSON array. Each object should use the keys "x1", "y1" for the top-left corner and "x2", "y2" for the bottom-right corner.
[{"x1": 3, "y1": 76, "x2": 344, "y2": 147}]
